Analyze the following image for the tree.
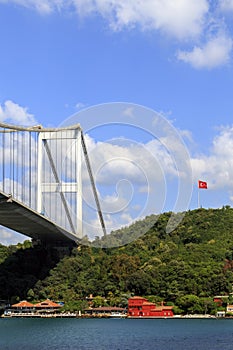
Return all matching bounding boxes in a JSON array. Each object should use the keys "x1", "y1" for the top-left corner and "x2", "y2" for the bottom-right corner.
[
  {"x1": 92, "y1": 296, "x2": 107, "y2": 308},
  {"x1": 177, "y1": 295, "x2": 202, "y2": 314}
]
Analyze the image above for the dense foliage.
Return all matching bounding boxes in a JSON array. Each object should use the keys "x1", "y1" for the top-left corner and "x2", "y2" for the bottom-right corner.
[{"x1": 1, "y1": 206, "x2": 233, "y2": 314}]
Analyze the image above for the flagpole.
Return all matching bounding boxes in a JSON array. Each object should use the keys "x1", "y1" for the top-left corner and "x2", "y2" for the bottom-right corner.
[{"x1": 198, "y1": 180, "x2": 207, "y2": 208}]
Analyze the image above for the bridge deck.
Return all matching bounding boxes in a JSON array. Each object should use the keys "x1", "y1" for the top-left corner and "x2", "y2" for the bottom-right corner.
[{"x1": 0, "y1": 191, "x2": 79, "y2": 244}]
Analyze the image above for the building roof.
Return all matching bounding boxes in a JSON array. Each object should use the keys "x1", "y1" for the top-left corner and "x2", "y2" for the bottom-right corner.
[
  {"x1": 12, "y1": 300, "x2": 34, "y2": 308},
  {"x1": 129, "y1": 296, "x2": 147, "y2": 300},
  {"x1": 34, "y1": 299, "x2": 61, "y2": 308},
  {"x1": 142, "y1": 302, "x2": 156, "y2": 306},
  {"x1": 152, "y1": 306, "x2": 173, "y2": 311}
]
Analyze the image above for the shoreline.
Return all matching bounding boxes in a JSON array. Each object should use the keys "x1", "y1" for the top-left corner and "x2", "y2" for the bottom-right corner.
[{"x1": 1, "y1": 313, "x2": 224, "y2": 319}]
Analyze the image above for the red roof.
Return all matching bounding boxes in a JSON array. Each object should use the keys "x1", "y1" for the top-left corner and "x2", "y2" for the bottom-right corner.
[
  {"x1": 129, "y1": 296, "x2": 147, "y2": 300},
  {"x1": 12, "y1": 300, "x2": 34, "y2": 308},
  {"x1": 153, "y1": 306, "x2": 173, "y2": 311},
  {"x1": 34, "y1": 299, "x2": 61, "y2": 308}
]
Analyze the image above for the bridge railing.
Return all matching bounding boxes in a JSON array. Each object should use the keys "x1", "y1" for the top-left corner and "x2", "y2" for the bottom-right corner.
[{"x1": 0, "y1": 126, "x2": 38, "y2": 210}]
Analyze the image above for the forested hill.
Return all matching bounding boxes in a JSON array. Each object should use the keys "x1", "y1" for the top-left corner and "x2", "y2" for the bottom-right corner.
[{"x1": 1, "y1": 206, "x2": 233, "y2": 313}]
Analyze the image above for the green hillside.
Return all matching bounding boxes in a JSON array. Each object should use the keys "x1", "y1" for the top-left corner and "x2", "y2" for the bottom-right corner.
[{"x1": 1, "y1": 206, "x2": 233, "y2": 314}]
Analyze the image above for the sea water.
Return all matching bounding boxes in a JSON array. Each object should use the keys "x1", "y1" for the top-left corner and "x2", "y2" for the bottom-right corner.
[{"x1": 0, "y1": 318, "x2": 233, "y2": 350}]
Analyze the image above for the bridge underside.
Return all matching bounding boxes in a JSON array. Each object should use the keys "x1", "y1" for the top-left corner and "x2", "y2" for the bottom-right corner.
[{"x1": 0, "y1": 191, "x2": 79, "y2": 245}]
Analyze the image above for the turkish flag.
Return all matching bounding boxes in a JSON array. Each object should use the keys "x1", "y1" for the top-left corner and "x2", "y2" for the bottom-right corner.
[{"x1": 198, "y1": 180, "x2": 207, "y2": 189}]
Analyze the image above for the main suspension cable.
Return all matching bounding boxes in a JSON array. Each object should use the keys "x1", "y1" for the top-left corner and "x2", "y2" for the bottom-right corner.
[{"x1": 81, "y1": 131, "x2": 107, "y2": 237}]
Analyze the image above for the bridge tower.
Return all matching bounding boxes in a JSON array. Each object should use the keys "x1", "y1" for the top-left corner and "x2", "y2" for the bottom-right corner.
[{"x1": 37, "y1": 126, "x2": 83, "y2": 237}]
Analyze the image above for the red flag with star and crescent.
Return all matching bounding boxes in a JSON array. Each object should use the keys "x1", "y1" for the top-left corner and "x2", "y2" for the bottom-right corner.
[{"x1": 198, "y1": 180, "x2": 207, "y2": 189}]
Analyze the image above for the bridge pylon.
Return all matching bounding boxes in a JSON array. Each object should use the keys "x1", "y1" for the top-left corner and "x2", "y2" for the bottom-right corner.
[{"x1": 37, "y1": 126, "x2": 82, "y2": 237}]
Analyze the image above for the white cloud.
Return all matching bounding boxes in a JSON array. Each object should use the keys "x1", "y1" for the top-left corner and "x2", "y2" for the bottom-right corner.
[
  {"x1": 177, "y1": 34, "x2": 233, "y2": 69},
  {"x1": 219, "y1": 0, "x2": 233, "y2": 12},
  {"x1": 0, "y1": 0, "x2": 63, "y2": 14},
  {"x1": 80, "y1": 133, "x2": 175, "y2": 236},
  {"x1": 132, "y1": 204, "x2": 141, "y2": 211},
  {"x1": 82, "y1": 136, "x2": 172, "y2": 186},
  {"x1": 0, "y1": 100, "x2": 37, "y2": 126},
  {"x1": 4, "y1": 0, "x2": 233, "y2": 69},
  {"x1": 75, "y1": 102, "x2": 86, "y2": 110},
  {"x1": 74, "y1": 0, "x2": 209, "y2": 40},
  {"x1": 0, "y1": 0, "x2": 208, "y2": 39},
  {"x1": 191, "y1": 126, "x2": 233, "y2": 190},
  {"x1": 0, "y1": 227, "x2": 26, "y2": 245},
  {"x1": 120, "y1": 212, "x2": 133, "y2": 224},
  {"x1": 123, "y1": 107, "x2": 135, "y2": 118}
]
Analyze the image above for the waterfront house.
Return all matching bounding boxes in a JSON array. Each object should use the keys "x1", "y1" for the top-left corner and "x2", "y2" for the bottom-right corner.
[
  {"x1": 34, "y1": 299, "x2": 62, "y2": 314},
  {"x1": 128, "y1": 296, "x2": 174, "y2": 317},
  {"x1": 213, "y1": 295, "x2": 229, "y2": 306},
  {"x1": 4, "y1": 300, "x2": 35, "y2": 316},
  {"x1": 226, "y1": 304, "x2": 233, "y2": 313},
  {"x1": 216, "y1": 310, "x2": 225, "y2": 318},
  {"x1": 11, "y1": 300, "x2": 35, "y2": 314}
]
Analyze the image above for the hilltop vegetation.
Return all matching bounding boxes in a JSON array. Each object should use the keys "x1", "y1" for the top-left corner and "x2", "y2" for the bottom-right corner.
[{"x1": 1, "y1": 206, "x2": 233, "y2": 314}]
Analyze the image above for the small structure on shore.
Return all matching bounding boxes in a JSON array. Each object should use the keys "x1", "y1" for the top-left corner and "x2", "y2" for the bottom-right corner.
[
  {"x1": 84, "y1": 306, "x2": 127, "y2": 317},
  {"x1": 11, "y1": 300, "x2": 35, "y2": 314},
  {"x1": 34, "y1": 299, "x2": 62, "y2": 314}
]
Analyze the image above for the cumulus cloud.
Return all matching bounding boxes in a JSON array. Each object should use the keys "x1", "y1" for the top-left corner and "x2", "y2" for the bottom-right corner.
[
  {"x1": 177, "y1": 34, "x2": 233, "y2": 69},
  {"x1": 75, "y1": 102, "x2": 86, "y2": 110},
  {"x1": 73, "y1": 0, "x2": 209, "y2": 40},
  {"x1": 219, "y1": 0, "x2": 233, "y2": 12},
  {"x1": 0, "y1": 100, "x2": 36, "y2": 126},
  {"x1": 0, "y1": 227, "x2": 26, "y2": 245},
  {"x1": 0, "y1": 0, "x2": 208, "y2": 39},
  {"x1": 191, "y1": 126, "x2": 233, "y2": 190},
  {"x1": 82, "y1": 135, "x2": 173, "y2": 186},
  {"x1": 0, "y1": 0, "x2": 63, "y2": 14},
  {"x1": 80, "y1": 131, "x2": 187, "y2": 237},
  {"x1": 3, "y1": 0, "x2": 233, "y2": 68}
]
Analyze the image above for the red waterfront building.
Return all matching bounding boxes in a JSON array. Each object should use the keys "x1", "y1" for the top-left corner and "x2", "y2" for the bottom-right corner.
[{"x1": 128, "y1": 296, "x2": 174, "y2": 318}]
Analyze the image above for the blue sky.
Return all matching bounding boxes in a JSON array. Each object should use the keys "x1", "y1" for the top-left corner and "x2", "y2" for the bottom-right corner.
[{"x1": 1, "y1": 0, "x2": 233, "y2": 245}]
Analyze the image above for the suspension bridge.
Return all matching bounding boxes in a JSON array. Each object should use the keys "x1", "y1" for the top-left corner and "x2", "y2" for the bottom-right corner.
[{"x1": 0, "y1": 122, "x2": 106, "y2": 245}]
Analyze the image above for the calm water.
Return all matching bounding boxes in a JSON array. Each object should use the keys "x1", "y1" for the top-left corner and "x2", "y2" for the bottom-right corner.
[{"x1": 1, "y1": 318, "x2": 233, "y2": 350}]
